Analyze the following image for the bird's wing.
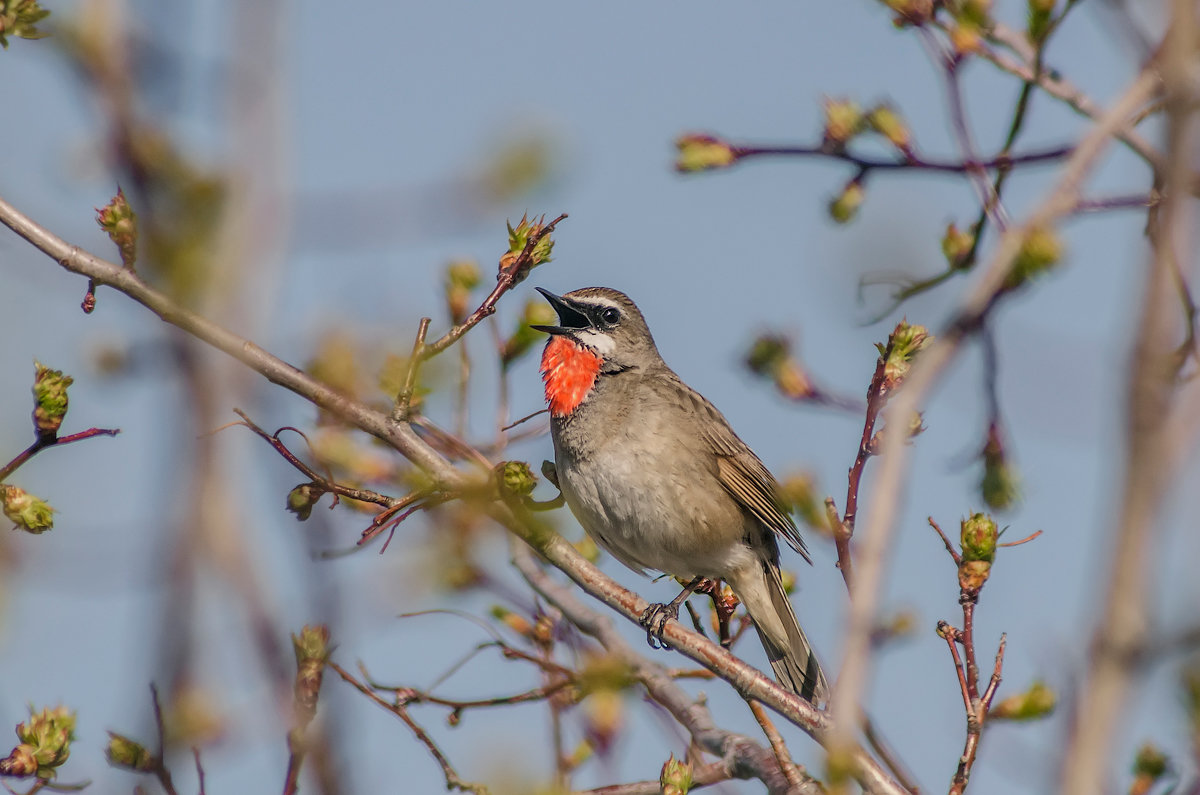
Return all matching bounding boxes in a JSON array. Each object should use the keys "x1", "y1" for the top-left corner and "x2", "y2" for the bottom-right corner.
[{"x1": 679, "y1": 380, "x2": 811, "y2": 562}]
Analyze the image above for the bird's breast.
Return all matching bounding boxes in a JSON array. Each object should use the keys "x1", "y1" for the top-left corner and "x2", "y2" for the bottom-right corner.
[{"x1": 540, "y1": 336, "x2": 602, "y2": 417}]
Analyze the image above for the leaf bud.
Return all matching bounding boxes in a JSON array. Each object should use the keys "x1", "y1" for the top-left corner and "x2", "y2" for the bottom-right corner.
[
  {"x1": 989, "y1": 679, "x2": 1056, "y2": 720},
  {"x1": 95, "y1": 187, "x2": 138, "y2": 268},
  {"x1": 2, "y1": 485, "x2": 54, "y2": 534},
  {"x1": 674, "y1": 134, "x2": 737, "y2": 172},
  {"x1": 32, "y1": 361, "x2": 73, "y2": 438}
]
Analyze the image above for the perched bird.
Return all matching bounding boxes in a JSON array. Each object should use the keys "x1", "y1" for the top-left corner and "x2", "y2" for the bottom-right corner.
[{"x1": 533, "y1": 286, "x2": 828, "y2": 705}]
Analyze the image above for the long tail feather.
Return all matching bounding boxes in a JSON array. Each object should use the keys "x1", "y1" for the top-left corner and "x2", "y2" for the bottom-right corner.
[{"x1": 747, "y1": 563, "x2": 829, "y2": 706}]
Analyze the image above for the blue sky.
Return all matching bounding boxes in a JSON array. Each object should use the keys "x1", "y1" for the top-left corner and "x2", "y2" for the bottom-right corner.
[{"x1": 2, "y1": 2, "x2": 1197, "y2": 793}]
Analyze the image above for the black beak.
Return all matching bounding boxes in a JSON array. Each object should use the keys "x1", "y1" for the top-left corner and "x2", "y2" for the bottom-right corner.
[{"x1": 532, "y1": 288, "x2": 591, "y2": 335}]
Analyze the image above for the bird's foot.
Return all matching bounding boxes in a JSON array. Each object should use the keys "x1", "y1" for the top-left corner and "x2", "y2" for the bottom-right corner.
[{"x1": 639, "y1": 602, "x2": 680, "y2": 650}]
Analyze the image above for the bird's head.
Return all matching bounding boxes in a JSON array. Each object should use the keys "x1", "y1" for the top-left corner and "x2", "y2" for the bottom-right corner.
[{"x1": 533, "y1": 287, "x2": 660, "y2": 415}]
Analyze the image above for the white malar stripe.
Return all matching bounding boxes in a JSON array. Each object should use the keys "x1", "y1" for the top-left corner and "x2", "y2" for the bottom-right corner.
[{"x1": 576, "y1": 328, "x2": 616, "y2": 356}]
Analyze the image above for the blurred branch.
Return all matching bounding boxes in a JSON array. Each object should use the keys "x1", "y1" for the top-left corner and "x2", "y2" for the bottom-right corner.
[
  {"x1": 829, "y1": 62, "x2": 1163, "y2": 763},
  {"x1": 1059, "y1": 6, "x2": 1200, "y2": 791},
  {"x1": 328, "y1": 661, "x2": 488, "y2": 795}
]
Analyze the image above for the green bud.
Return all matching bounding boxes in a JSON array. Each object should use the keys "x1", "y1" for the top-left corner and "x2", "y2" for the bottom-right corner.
[
  {"x1": 674, "y1": 134, "x2": 737, "y2": 172},
  {"x1": 15, "y1": 705, "x2": 75, "y2": 776},
  {"x1": 866, "y1": 104, "x2": 911, "y2": 152},
  {"x1": 941, "y1": 222, "x2": 975, "y2": 269},
  {"x1": 292, "y1": 624, "x2": 332, "y2": 666},
  {"x1": 2, "y1": 485, "x2": 54, "y2": 533},
  {"x1": 883, "y1": 0, "x2": 934, "y2": 26},
  {"x1": 875, "y1": 321, "x2": 931, "y2": 388},
  {"x1": 573, "y1": 533, "x2": 601, "y2": 563},
  {"x1": 1182, "y1": 661, "x2": 1200, "y2": 736},
  {"x1": 444, "y1": 260, "x2": 481, "y2": 324},
  {"x1": 1131, "y1": 743, "x2": 1169, "y2": 785},
  {"x1": 828, "y1": 179, "x2": 865, "y2": 224},
  {"x1": 495, "y1": 460, "x2": 537, "y2": 498},
  {"x1": 286, "y1": 484, "x2": 322, "y2": 521},
  {"x1": 951, "y1": 0, "x2": 992, "y2": 27},
  {"x1": 95, "y1": 187, "x2": 138, "y2": 268},
  {"x1": 960, "y1": 512, "x2": 998, "y2": 563},
  {"x1": 745, "y1": 334, "x2": 790, "y2": 377},
  {"x1": 0, "y1": 0, "x2": 51, "y2": 48},
  {"x1": 988, "y1": 680, "x2": 1056, "y2": 721},
  {"x1": 506, "y1": 214, "x2": 555, "y2": 267},
  {"x1": 778, "y1": 472, "x2": 822, "y2": 529},
  {"x1": 1027, "y1": 0, "x2": 1056, "y2": 42},
  {"x1": 489, "y1": 605, "x2": 535, "y2": 638},
  {"x1": 105, "y1": 732, "x2": 155, "y2": 772},
  {"x1": 32, "y1": 361, "x2": 73, "y2": 438},
  {"x1": 1006, "y1": 225, "x2": 1063, "y2": 288},
  {"x1": 659, "y1": 753, "x2": 694, "y2": 795},
  {"x1": 980, "y1": 428, "x2": 1021, "y2": 511},
  {"x1": 576, "y1": 652, "x2": 637, "y2": 695},
  {"x1": 502, "y1": 299, "x2": 558, "y2": 365},
  {"x1": 822, "y1": 98, "x2": 864, "y2": 147}
]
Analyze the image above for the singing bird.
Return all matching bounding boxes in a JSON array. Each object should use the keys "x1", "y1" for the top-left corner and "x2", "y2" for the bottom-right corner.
[{"x1": 534, "y1": 286, "x2": 828, "y2": 705}]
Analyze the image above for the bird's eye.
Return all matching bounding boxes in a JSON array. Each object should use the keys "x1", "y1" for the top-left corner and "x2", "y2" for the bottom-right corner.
[{"x1": 600, "y1": 307, "x2": 620, "y2": 325}]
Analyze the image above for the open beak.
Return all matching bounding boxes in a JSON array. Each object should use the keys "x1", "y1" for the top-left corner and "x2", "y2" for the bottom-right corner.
[{"x1": 532, "y1": 288, "x2": 591, "y2": 335}]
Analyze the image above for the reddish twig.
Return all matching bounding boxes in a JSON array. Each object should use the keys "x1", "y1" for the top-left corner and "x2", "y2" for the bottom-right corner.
[
  {"x1": 149, "y1": 684, "x2": 180, "y2": 795},
  {"x1": 746, "y1": 699, "x2": 808, "y2": 791},
  {"x1": 0, "y1": 427, "x2": 121, "y2": 483},
  {"x1": 928, "y1": 518, "x2": 963, "y2": 566},
  {"x1": 949, "y1": 636, "x2": 1007, "y2": 795},
  {"x1": 730, "y1": 142, "x2": 1072, "y2": 175},
  {"x1": 231, "y1": 409, "x2": 398, "y2": 510},
  {"x1": 192, "y1": 747, "x2": 206, "y2": 795},
  {"x1": 831, "y1": 342, "x2": 894, "y2": 593},
  {"x1": 422, "y1": 213, "x2": 568, "y2": 359},
  {"x1": 328, "y1": 661, "x2": 489, "y2": 794}
]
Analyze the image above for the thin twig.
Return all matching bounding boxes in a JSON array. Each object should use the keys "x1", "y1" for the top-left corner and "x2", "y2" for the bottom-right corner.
[
  {"x1": 392, "y1": 317, "x2": 431, "y2": 423},
  {"x1": 328, "y1": 661, "x2": 489, "y2": 794},
  {"x1": 231, "y1": 409, "x2": 399, "y2": 509},
  {"x1": 0, "y1": 427, "x2": 121, "y2": 483},
  {"x1": 422, "y1": 214, "x2": 568, "y2": 358},
  {"x1": 829, "y1": 64, "x2": 1163, "y2": 764},
  {"x1": 746, "y1": 699, "x2": 808, "y2": 792}
]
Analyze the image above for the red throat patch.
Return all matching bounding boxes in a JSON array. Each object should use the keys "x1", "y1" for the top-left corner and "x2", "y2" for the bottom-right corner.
[{"x1": 540, "y1": 336, "x2": 602, "y2": 417}]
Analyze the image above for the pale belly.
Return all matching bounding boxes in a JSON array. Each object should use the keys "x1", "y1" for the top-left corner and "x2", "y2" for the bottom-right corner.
[{"x1": 555, "y1": 441, "x2": 757, "y2": 580}]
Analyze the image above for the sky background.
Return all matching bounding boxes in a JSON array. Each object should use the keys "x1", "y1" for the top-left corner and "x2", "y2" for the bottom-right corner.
[{"x1": 2, "y1": 1, "x2": 1197, "y2": 793}]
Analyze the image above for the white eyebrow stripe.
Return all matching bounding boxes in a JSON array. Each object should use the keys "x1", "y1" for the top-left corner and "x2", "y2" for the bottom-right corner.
[{"x1": 575, "y1": 296, "x2": 621, "y2": 311}]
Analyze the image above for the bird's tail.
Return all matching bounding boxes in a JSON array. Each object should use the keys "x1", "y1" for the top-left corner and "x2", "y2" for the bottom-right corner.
[{"x1": 731, "y1": 562, "x2": 829, "y2": 706}]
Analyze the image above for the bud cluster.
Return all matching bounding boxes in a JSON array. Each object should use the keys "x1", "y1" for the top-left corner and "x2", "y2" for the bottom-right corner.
[
  {"x1": 0, "y1": 0, "x2": 50, "y2": 48},
  {"x1": 0, "y1": 705, "x2": 76, "y2": 779},
  {"x1": 495, "y1": 460, "x2": 538, "y2": 499},
  {"x1": 32, "y1": 361, "x2": 73, "y2": 439},
  {"x1": 958, "y1": 512, "x2": 997, "y2": 591},
  {"x1": 660, "y1": 753, "x2": 694, "y2": 795},
  {"x1": 875, "y1": 320, "x2": 932, "y2": 393},
  {"x1": 2, "y1": 484, "x2": 54, "y2": 534},
  {"x1": 501, "y1": 214, "x2": 555, "y2": 284}
]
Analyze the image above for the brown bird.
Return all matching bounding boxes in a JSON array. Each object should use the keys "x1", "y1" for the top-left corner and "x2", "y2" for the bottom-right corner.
[{"x1": 534, "y1": 286, "x2": 828, "y2": 705}]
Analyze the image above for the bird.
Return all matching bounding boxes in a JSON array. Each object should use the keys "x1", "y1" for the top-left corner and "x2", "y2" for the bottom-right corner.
[{"x1": 532, "y1": 286, "x2": 829, "y2": 705}]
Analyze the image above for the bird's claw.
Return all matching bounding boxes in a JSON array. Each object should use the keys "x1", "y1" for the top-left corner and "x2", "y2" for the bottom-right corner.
[{"x1": 639, "y1": 602, "x2": 679, "y2": 650}]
